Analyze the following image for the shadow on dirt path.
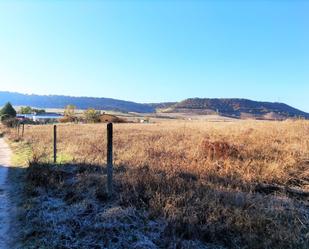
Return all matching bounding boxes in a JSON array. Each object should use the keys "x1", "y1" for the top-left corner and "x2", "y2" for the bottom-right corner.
[
  {"x1": 0, "y1": 138, "x2": 26, "y2": 249},
  {"x1": 0, "y1": 138, "x2": 12, "y2": 249}
]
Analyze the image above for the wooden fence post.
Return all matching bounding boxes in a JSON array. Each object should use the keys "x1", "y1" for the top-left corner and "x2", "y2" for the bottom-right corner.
[
  {"x1": 22, "y1": 123, "x2": 25, "y2": 137},
  {"x1": 53, "y1": 125, "x2": 57, "y2": 163},
  {"x1": 107, "y1": 122, "x2": 113, "y2": 196},
  {"x1": 17, "y1": 123, "x2": 20, "y2": 137}
]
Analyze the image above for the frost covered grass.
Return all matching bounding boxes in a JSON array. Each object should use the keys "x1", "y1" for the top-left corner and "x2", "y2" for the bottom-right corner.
[
  {"x1": 5, "y1": 120, "x2": 309, "y2": 248},
  {"x1": 21, "y1": 163, "x2": 225, "y2": 249}
]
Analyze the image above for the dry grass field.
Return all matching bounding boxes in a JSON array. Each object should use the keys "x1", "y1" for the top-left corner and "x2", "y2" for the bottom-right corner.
[{"x1": 3, "y1": 120, "x2": 309, "y2": 248}]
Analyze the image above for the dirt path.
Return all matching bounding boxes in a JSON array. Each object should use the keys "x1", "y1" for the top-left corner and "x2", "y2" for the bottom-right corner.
[{"x1": 0, "y1": 138, "x2": 12, "y2": 249}]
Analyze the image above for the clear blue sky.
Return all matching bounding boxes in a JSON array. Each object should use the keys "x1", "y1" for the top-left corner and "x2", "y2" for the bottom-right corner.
[{"x1": 0, "y1": 1, "x2": 308, "y2": 111}]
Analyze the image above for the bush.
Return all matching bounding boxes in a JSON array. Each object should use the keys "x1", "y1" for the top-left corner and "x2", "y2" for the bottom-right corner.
[
  {"x1": 84, "y1": 108, "x2": 100, "y2": 123},
  {"x1": 1, "y1": 117, "x2": 19, "y2": 128},
  {"x1": 19, "y1": 106, "x2": 32, "y2": 114},
  {"x1": 20, "y1": 106, "x2": 45, "y2": 114}
]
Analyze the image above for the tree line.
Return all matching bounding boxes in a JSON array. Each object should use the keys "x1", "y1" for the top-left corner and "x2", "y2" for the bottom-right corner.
[
  {"x1": 61, "y1": 105, "x2": 124, "y2": 123},
  {"x1": 0, "y1": 102, "x2": 125, "y2": 126}
]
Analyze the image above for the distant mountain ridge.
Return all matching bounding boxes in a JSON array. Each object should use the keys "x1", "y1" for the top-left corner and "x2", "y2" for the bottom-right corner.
[
  {"x1": 0, "y1": 91, "x2": 308, "y2": 119},
  {"x1": 0, "y1": 91, "x2": 154, "y2": 113},
  {"x1": 161, "y1": 98, "x2": 309, "y2": 119}
]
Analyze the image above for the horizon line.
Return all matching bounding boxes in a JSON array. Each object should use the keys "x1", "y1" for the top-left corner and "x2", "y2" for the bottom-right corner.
[{"x1": 0, "y1": 90, "x2": 296, "y2": 107}]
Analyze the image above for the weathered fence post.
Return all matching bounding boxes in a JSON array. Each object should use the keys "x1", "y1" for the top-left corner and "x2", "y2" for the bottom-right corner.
[
  {"x1": 22, "y1": 123, "x2": 25, "y2": 137},
  {"x1": 107, "y1": 122, "x2": 113, "y2": 196},
  {"x1": 53, "y1": 125, "x2": 57, "y2": 163},
  {"x1": 17, "y1": 123, "x2": 20, "y2": 137}
]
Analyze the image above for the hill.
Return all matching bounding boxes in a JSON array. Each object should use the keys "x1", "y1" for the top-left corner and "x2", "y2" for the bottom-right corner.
[
  {"x1": 1, "y1": 92, "x2": 308, "y2": 119},
  {"x1": 0, "y1": 91, "x2": 154, "y2": 113},
  {"x1": 160, "y1": 98, "x2": 309, "y2": 119}
]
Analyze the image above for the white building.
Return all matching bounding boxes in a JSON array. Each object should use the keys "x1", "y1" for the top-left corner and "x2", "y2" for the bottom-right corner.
[{"x1": 17, "y1": 113, "x2": 63, "y2": 122}]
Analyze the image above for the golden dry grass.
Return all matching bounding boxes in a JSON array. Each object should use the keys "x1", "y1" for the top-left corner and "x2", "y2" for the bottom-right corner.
[
  {"x1": 4, "y1": 120, "x2": 309, "y2": 248},
  {"x1": 11, "y1": 120, "x2": 309, "y2": 186}
]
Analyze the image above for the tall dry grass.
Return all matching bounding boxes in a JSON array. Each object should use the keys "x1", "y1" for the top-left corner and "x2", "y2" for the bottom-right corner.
[
  {"x1": 13, "y1": 120, "x2": 309, "y2": 186},
  {"x1": 5, "y1": 120, "x2": 309, "y2": 248}
]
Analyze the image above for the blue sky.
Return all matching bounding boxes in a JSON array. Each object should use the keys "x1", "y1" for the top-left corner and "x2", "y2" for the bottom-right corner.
[{"x1": 0, "y1": 1, "x2": 308, "y2": 111}]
